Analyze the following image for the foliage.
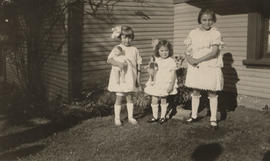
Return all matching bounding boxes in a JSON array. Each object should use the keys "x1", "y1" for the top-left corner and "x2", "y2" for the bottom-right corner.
[
  {"x1": 66, "y1": 67, "x2": 191, "y2": 117},
  {"x1": 0, "y1": 0, "x2": 149, "y2": 102},
  {"x1": 0, "y1": 0, "x2": 73, "y2": 100},
  {"x1": 175, "y1": 67, "x2": 191, "y2": 106}
]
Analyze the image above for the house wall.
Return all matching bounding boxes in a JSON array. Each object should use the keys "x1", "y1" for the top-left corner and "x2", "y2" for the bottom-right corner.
[
  {"x1": 5, "y1": 10, "x2": 69, "y2": 101},
  {"x1": 81, "y1": 0, "x2": 174, "y2": 90},
  {"x1": 174, "y1": 2, "x2": 270, "y2": 102}
]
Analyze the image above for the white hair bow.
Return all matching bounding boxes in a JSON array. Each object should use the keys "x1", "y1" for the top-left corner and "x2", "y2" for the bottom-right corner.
[
  {"x1": 111, "y1": 26, "x2": 122, "y2": 39},
  {"x1": 151, "y1": 39, "x2": 159, "y2": 50}
]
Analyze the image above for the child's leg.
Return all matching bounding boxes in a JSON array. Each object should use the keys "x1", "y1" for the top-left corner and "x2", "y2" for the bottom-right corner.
[
  {"x1": 126, "y1": 94, "x2": 137, "y2": 124},
  {"x1": 114, "y1": 93, "x2": 124, "y2": 126},
  {"x1": 187, "y1": 90, "x2": 201, "y2": 121},
  {"x1": 160, "y1": 97, "x2": 168, "y2": 119},
  {"x1": 149, "y1": 96, "x2": 159, "y2": 121},
  {"x1": 208, "y1": 91, "x2": 218, "y2": 127}
]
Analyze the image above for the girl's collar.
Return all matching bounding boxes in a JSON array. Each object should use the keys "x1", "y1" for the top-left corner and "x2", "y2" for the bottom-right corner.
[
  {"x1": 120, "y1": 43, "x2": 132, "y2": 47},
  {"x1": 157, "y1": 56, "x2": 171, "y2": 61},
  {"x1": 197, "y1": 26, "x2": 217, "y2": 31}
]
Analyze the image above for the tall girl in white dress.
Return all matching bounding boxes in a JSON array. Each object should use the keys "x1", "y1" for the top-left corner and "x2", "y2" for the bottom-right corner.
[
  {"x1": 144, "y1": 40, "x2": 178, "y2": 124},
  {"x1": 107, "y1": 26, "x2": 142, "y2": 126},
  {"x1": 184, "y1": 9, "x2": 224, "y2": 128}
]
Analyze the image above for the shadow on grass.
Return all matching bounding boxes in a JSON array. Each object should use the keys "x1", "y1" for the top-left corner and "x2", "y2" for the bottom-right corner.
[
  {"x1": 0, "y1": 106, "x2": 112, "y2": 158},
  {"x1": 263, "y1": 151, "x2": 270, "y2": 161},
  {"x1": 0, "y1": 145, "x2": 45, "y2": 161},
  {"x1": 191, "y1": 143, "x2": 223, "y2": 161},
  {"x1": 0, "y1": 117, "x2": 79, "y2": 153}
]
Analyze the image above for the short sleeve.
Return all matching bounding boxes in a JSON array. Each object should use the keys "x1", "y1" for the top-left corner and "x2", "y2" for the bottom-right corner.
[
  {"x1": 136, "y1": 48, "x2": 142, "y2": 65},
  {"x1": 211, "y1": 31, "x2": 224, "y2": 50},
  {"x1": 184, "y1": 31, "x2": 192, "y2": 47}
]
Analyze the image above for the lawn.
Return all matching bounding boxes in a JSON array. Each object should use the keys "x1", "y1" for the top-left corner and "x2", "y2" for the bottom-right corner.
[{"x1": 0, "y1": 83, "x2": 270, "y2": 161}]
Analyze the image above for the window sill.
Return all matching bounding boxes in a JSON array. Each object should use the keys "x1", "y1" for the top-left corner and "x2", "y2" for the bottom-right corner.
[
  {"x1": 174, "y1": 0, "x2": 193, "y2": 4},
  {"x1": 243, "y1": 58, "x2": 270, "y2": 66}
]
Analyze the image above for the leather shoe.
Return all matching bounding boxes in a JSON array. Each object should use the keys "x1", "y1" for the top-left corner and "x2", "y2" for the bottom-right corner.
[
  {"x1": 147, "y1": 118, "x2": 159, "y2": 123},
  {"x1": 186, "y1": 117, "x2": 199, "y2": 123},
  {"x1": 159, "y1": 118, "x2": 167, "y2": 124}
]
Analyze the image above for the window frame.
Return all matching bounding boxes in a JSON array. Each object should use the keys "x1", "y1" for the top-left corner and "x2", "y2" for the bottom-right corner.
[{"x1": 243, "y1": 12, "x2": 270, "y2": 66}]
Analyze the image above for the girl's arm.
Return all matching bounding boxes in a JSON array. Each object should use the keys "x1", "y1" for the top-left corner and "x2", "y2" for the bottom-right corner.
[
  {"x1": 197, "y1": 45, "x2": 219, "y2": 63},
  {"x1": 167, "y1": 70, "x2": 176, "y2": 93},
  {"x1": 107, "y1": 57, "x2": 127, "y2": 69},
  {"x1": 137, "y1": 64, "x2": 141, "y2": 87},
  {"x1": 187, "y1": 45, "x2": 219, "y2": 66}
]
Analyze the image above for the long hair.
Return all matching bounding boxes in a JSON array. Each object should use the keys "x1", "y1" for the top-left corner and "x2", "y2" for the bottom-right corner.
[{"x1": 154, "y1": 40, "x2": 173, "y2": 57}]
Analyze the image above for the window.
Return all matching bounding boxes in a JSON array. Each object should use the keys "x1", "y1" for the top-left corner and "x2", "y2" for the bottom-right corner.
[
  {"x1": 266, "y1": 19, "x2": 270, "y2": 55},
  {"x1": 243, "y1": 12, "x2": 270, "y2": 66}
]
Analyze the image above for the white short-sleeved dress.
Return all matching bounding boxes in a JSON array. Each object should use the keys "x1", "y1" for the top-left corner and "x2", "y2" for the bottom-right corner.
[
  {"x1": 107, "y1": 44, "x2": 142, "y2": 93},
  {"x1": 184, "y1": 27, "x2": 224, "y2": 91},
  {"x1": 144, "y1": 57, "x2": 178, "y2": 97}
]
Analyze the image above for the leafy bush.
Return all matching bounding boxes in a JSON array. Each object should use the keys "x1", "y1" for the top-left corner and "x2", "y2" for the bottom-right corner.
[{"x1": 67, "y1": 67, "x2": 191, "y2": 118}]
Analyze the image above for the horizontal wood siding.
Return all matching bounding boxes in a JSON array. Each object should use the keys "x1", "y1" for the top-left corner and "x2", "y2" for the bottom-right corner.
[
  {"x1": 42, "y1": 13, "x2": 69, "y2": 101},
  {"x1": 174, "y1": 2, "x2": 270, "y2": 99},
  {"x1": 82, "y1": 0, "x2": 174, "y2": 89}
]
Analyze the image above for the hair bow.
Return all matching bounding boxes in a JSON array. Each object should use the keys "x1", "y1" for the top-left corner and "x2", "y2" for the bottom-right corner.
[
  {"x1": 111, "y1": 26, "x2": 122, "y2": 39},
  {"x1": 151, "y1": 39, "x2": 159, "y2": 50}
]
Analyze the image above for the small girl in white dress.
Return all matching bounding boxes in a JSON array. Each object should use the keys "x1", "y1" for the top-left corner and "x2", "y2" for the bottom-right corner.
[
  {"x1": 144, "y1": 39, "x2": 178, "y2": 124},
  {"x1": 107, "y1": 26, "x2": 142, "y2": 126},
  {"x1": 184, "y1": 9, "x2": 224, "y2": 129}
]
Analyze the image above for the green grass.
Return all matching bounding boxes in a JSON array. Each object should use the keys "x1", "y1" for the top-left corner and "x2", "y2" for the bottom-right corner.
[
  {"x1": 0, "y1": 83, "x2": 270, "y2": 161},
  {"x1": 0, "y1": 107, "x2": 268, "y2": 161}
]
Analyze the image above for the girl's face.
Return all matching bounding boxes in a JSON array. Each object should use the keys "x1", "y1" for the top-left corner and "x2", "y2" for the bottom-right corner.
[
  {"x1": 120, "y1": 35, "x2": 132, "y2": 46},
  {"x1": 159, "y1": 46, "x2": 169, "y2": 59},
  {"x1": 200, "y1": 13, "x2": 214, "y2": 30}
]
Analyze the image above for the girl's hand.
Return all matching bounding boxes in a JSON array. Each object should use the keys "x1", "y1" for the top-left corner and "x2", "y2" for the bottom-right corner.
[
  {"x1": 167, "y1": 84, "x2": 174, "y2": 93},
  {"x1": 185, "y1": 54, "x2": 199, "y2": 67}
]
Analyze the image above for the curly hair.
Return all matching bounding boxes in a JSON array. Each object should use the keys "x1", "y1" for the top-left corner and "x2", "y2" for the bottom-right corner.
[{"x1": 154, "y1": 40, "x2": 173, "y2": 58}]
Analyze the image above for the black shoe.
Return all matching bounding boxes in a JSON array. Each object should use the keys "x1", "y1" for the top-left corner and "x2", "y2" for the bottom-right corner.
[
  {"x1": 186, "y1": 117, "x2": 199, "y2": 123},
  {"x1": 159, "y1": 118, "x2": 167, "y2": 124},
  {"x1": 147, "y1": 117, "x2": 159, "y2": 123}
]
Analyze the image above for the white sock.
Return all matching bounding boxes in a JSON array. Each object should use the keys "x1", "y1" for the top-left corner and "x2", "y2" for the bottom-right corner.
[
  {"x1": 151, "y1": 104, "x2": 159, "y2": 119},
  {"x1": 114, "y1": 104, "x2": 122, "y2": 125},
  {"x1": 209, "y1": 96, "x2": 218, "y2": 122},
  {"x1": 127, "y1": 103, "x2": 137, "y2": 124},
  {"x1": 191, "y1": 94, "x2": 201, "y2": 119},
  {"x1": 160, "y1": 103, "x2": 168, "y2": 119}
]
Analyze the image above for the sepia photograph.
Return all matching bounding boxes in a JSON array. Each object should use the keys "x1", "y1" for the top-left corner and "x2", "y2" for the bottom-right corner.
[{"x1": 0, "y1": 0, "x2": 270, "y2": 160}]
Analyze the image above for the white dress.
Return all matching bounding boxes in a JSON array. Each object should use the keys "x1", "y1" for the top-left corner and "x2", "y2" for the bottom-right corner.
[
  {"x1": 107, "y1": 44, "x2": 142, "y2": 93},
  {"x1": 144, "y1": 57, "x2": 178, "y2": 97},
  {"x1": 184, "y1": 27, "x2": 224, "y2": 91}
]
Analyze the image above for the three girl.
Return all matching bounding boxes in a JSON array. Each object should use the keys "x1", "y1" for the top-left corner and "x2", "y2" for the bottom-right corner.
[
  {"x1": 107, "y1": 26, "x2": 142, "y2": 126},
  {"x1": 108, "y1": 8, "x2": 223, "y2": 128},
  {"x1": 184, "y1": 9, "x2": 224, "y2": 128}
]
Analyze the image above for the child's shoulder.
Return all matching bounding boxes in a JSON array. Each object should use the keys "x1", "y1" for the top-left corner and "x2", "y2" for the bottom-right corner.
[
  {"x1": 158, "y1": 57, "x2": 176, "y2": 64},
  {"x1": 168, "y1": 57, "x2": 177, "y2": 63},
  {"x1": 188, "y1": 28, "x2": 202, "y2": 36},
  {"x1": 125, "y1": 45, "x2": 139, "y2": 53},
  {"x1": 208, "y1": 27, "x2": 222, "y2": 38}
]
